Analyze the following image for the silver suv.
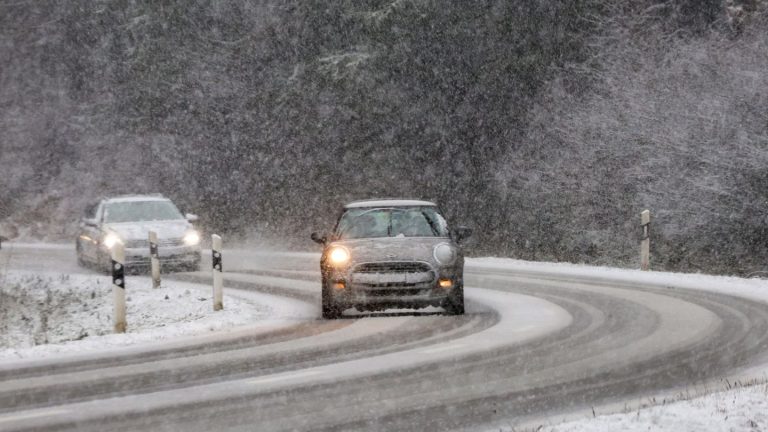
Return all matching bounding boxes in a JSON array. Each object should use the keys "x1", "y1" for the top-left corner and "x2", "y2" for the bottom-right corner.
[
  {"x1": 311, "y1": 199, "x2": 471, "y2": 319},
  {"x1": 76, "y1": 195, "x2": 201, "y2": 272}
]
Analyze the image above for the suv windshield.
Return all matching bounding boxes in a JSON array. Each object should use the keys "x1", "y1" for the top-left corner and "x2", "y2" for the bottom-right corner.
[
  {"x1": 104, "y1": 201, "x2": 183, "y2": 223},
  {"x1": 336, "y1": 207, "x2": 449, "y2": 240}
]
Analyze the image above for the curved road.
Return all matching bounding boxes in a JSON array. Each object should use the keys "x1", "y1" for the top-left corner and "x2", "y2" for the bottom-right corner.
[{"x1": 1, "y1": 245, "x2": 768, "y2": 431}]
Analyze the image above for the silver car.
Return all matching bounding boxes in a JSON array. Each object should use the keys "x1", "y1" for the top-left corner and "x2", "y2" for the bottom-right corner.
[
  {"x1": 311, "y1": 199, "x2": 472, "y2": 319},
  {"x1": 76, "y1": 194, "x2": 202, "y2": 272}
]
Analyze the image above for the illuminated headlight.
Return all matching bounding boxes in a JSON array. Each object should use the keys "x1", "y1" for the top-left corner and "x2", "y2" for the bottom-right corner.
[
  {"x1": 439, "y1": 278, "x2": 454, "y2": 289},
  {"x1": 183, "y1": 230, "x2": 201, "y2": 246},
  {"x1": 328, "y1": 246, "x2": 350, "y2": 266},
  {"x1": 433, "y1": 243, "x2": 457, "y2": 266},
  {"x1": 103, "y1": 233, "x2": 122, "y2": 249}
]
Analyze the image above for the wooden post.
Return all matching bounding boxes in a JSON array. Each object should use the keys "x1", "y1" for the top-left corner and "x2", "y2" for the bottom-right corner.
[
  {"x1": 112, "y1": 243, "x2": 127, "y2": 333},
  {"x1": 212, "y1": 234, "x2": 223, "y2": 311},
  {"x1": 640, "y1": 210, "x2": 651, "y2": 271},
  {"x1": 149, "y1": 231, "x2": 161, "y2": 288}
]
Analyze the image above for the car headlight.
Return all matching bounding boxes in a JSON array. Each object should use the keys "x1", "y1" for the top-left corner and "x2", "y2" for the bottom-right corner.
[
  {"x1": 103, "y1": 233, "x2": 122, "y2": 249},
  {"x1": 433, "y1": 243, "x2": 457, "y2": 266},
  {"x1": 328, "y1": 246, "x2": 350, "y2": 266},
  {"x1": 183, "y1": 230, "x2": 201, "y2": 246}
]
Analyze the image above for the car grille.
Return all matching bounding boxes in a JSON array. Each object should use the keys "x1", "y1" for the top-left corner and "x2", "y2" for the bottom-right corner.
[
  {"x1": 125, "y1": 238, "x2": 184, "y2": 249},
  {"x1": 363, "y1": 288, "x2": 428, "y2": 297},
  {"x1": 354, "y1": 262, "x2": 432, "y2": 274},
  {"x1": 351, "y1": 262, "x2": 435, "y2": 289}
]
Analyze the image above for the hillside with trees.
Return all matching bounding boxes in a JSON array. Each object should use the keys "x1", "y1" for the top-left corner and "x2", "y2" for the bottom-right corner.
[{"x1": 1, "y1": 0, "x2": 766, "y2": 274}]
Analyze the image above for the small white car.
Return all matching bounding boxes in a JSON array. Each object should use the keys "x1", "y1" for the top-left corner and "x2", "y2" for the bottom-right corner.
[
  {"x1": 75, "y1": 194, "x2": 201, "y2": 272},
  {"x1": 311, "y1": 199, "x2": 472, "y2": 318}
]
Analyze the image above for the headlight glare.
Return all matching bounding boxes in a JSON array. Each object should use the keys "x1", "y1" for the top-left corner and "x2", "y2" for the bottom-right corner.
[
  {"x1": 433, "y1": 243, "x2": 457, "y2": 266},
  {"x1": 103, "y1": 233, "x2": 122, "y2": 249},
  {"x1": 329, "y1": 246, "x2": 350, "y2": 266},
  {"x1": 183, "y1": 230, "x2": 201, "y2": 246}
]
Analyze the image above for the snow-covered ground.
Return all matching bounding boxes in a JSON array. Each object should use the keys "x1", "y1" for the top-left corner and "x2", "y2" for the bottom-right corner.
[
  {"x1": 3, "y1": 246, "x2": 768, "y2": 430},
  {"x1": 469, "y1": 257, "x2": 768, "y2": 306},
  {"x1": 0, "y1": 270, "x2": 274, "y2": 361},
  {"x1": 526, "y1": 383, "x2": 768, "y2": 432}
]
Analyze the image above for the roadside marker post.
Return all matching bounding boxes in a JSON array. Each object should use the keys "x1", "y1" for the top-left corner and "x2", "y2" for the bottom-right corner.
[
  {"x1": 112, "y1": 243, "x2": 127, "y2": 333},
  {"x1": 640, "y1": 210, "x2": 651, "y2": 271},
  {"x1": 212, "y1": 234, "x2": 223, "y2": 311},
  {"x1": 149, "y1": 231, "x2": 161, "y2": 289}
]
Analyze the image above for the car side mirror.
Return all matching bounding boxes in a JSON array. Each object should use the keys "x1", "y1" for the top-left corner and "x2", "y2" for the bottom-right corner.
[
  {"x1": 185, "y1": 213, "x2": 199, "y2": 223},
  {"x1": 82, "y1": 218, "x2": 98, "y2": 228},
  {"x1": 453, "y1": 226, "x2": 472, "y2": 244},
  {"x1": 311, "y1": 232, "x2": 327, "y2": 245}
]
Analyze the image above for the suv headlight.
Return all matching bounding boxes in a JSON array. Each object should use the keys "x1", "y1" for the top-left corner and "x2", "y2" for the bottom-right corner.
[
  {"x1": 103, "y1": 233, "x2": 122, "y2": 249},
  {"x1": 328, "y1": 246, "x2": 350, "y2": 266},
  {"x1": 183, "y1": 230, "x2": 201, "y2": 246},
  {"x1": 433, "y1": 243, "x2": 457, "y2": 266}
]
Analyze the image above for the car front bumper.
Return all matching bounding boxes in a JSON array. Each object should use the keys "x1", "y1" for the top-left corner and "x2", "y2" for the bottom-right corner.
[
  {"x1": 325, "y1": 262, "x2": 462, "y2": 310},
  {"x1": 122, "y1": 245, "x2": 201, "y2": 268}
]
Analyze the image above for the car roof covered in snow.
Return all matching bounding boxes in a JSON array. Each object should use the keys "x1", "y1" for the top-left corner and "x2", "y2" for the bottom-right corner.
[
  {"x1": 344, "y1": 199, "x2": 437, "y2": 209},
  {"x1": 103, "y1": 194, "x2": 169, "y2": 203}
]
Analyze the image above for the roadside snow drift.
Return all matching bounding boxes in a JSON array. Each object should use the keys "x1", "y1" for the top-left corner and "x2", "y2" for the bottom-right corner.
[
  {"x1": 0, "y1": 271, "x2": 269, "y2": 360},
  {"x1": 535, "y1": 383, "x2": 768, "y2": 432}
]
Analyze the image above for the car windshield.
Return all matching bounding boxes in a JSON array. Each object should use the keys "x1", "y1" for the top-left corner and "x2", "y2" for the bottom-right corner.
[
  {"x1": 336, "y1": 207, "x2": 449, "y2": 239},
  {"x1": 104, "y1": 200, "x2": 184, "y2": 223}
]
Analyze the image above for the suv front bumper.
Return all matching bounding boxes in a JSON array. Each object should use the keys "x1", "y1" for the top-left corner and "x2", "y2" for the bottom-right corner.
[{"x1": 123, "y1": 245, "x2": 201, "y2": 269}]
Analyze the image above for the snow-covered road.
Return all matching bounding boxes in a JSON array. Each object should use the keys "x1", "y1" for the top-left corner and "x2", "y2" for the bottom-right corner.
[{"x1": 1, "y1": 243, "x2": 768, "y2": 431}]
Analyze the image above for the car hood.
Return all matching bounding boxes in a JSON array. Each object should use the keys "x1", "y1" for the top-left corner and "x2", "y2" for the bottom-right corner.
[
  {"x1": 332, "y1": 237, "x2": 450, "y2": 264},
  {"x1": 105, "y1": 220, "x2": 192, "y2": 241}
]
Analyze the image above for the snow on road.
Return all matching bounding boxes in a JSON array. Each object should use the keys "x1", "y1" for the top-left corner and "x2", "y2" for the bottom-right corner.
[
  {"x1": 4, "y1": 245, "x2": 768, "y2": 430},
  {"x1": 0, "y1": 270, "x2": 282, "y2": 361},
  {"x1": 470, "y1": 257, "x2": 768, "y2": 432}
]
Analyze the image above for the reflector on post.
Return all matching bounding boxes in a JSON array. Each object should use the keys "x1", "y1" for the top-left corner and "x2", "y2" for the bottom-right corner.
[
  {"x1": 640, "y1": 209, "x2": 651, "y2": 271},
  {"x1": 212, "y1": 234, "x2": 223, "y2": 311},
  {"x1": 149, "y1": 230, "x2": 160, "y2": 289},
  {"x1": 112, "y1": 243, "x2": 126, "y2": 333}
]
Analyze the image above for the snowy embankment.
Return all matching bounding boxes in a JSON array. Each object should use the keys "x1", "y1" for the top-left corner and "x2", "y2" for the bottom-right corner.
[
  {"x1": 470, "y1": 257, "x2": 768, "y2": 432},
  {"x1": 468, "y1": 257, "x2": 768, "y2": 305},
  {"x1": 0, "y1": 271, "x2": 271, "y2": 361},
  {"x1": 535, "y1": 383, "x2": 768, "y2": 432}
]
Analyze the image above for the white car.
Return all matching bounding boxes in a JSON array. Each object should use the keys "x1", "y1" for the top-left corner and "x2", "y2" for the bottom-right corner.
[
  {"x1": 311, "y1": 199, "x2": 471, "y2": 318},
  {"x1": 75, "y1": 195, "x2": 201, "y2": 272}
]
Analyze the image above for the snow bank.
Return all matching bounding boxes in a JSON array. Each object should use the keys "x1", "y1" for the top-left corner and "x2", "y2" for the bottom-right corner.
[
  {"x1": 1, "y1": 242, "x2": 72, "y2": 250},
  {"x1": 468, "y1": 257, "x2": 768, "y2": 304},
  {"x1": 532, "y1": 383, "x2": 768, "y2": 432},
  {"x1": 0, "y1": 271, "x2": 268, "y2": 360}
]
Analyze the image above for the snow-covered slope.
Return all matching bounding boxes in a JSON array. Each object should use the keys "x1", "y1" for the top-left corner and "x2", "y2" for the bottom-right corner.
[
  {"x1": 0, "y1": 271, "x2": 278, "y2": 361},
  {"x1": 532, "y1": 383, "x2": 768, "y2": 432}
]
